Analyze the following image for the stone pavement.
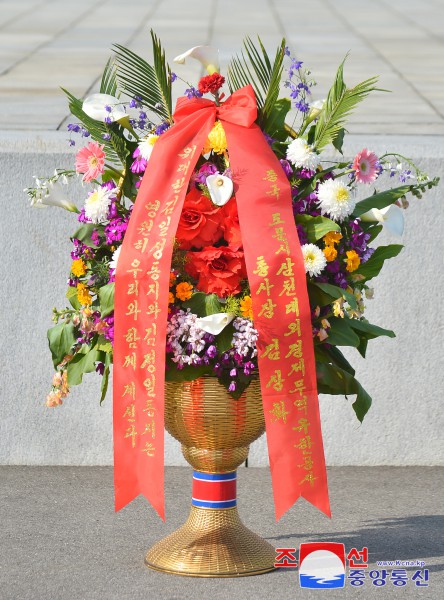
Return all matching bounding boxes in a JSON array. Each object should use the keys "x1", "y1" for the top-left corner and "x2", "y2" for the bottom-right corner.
[
  {"x1": 0, "y1": 466, "x2": 443, "y2": 600},
  {"x1": 0, "y1": 0, "x2": 443, "y2": 135}
]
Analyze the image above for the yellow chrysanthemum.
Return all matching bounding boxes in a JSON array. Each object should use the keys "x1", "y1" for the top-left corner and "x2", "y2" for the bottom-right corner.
[
  {"x1": 240, "y1": 296, "x2": 253, "y2": 320},
  {"x1": 202, "y1": 121, "x2": 227, "y2": 155},
  {"x1": 323, "y1": 245, "x2": 338, "y2": 262},
  {"x1": 345, "y1": 250, "x2": 361, "y2": 273},
  {"x1": 77, "y1": 283, "x2": 92, "y2": 306},
  {"x1": 323, "y1": 231, "x2": 343, "y2": 246},
  {"x1": 175, "y1": 282, "x2": 193, "y2": 301},
  {"x1": 71, "y1": 259, "x2": 86, "y2": 277}
]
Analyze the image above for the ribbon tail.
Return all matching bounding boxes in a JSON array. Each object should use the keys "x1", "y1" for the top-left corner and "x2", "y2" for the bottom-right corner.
[{"x1": 223, "y1": 120, "x2": 331, "y2": 521}]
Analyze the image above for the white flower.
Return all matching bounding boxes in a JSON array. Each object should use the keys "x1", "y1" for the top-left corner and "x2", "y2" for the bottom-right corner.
[
  {"x1": 30, "y1": 179, "x2": 78, "y2": 212},
  {"x1": 206, "y1": 174, "x2": 233, "y2": 206},
  {"x1": 307, "y1": 99, "x2": 325, "y2": 123},
  {"x1": 138, "y1": 134, "x2": 158, "y2": 160},
  {"x1": 84, "y1": 186, "x2": 116, "y2": 223},
  {"x1": 109, "y1": 246, "x2": 122, "y2": 271},
  {"x1": 301, "y1": 243, "x2": 327, "y2": 277},
  {"x1": 360, "y1": 204, "x2": 405, "y2": 237},
  {"x1": 82, "y1": 93, "x2": 127, "y2": 123},
  {"x1": 173, "y1": 46, "x2": 220, "y2": 74},
  {"x1": 195, "y1": 313, "x2": 235, "y2": 335},
  {"x1": 286, "y1": 138, "x2": 320, "y2": 171},
  {"x1": 317, "y1": 179, "x2": 356, "y2": 222}
]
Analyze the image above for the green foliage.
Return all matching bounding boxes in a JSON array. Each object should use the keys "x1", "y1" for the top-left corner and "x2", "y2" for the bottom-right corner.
[
  {"x1": 353, "y1": 180, "x2": 439, "y2": 217},
  {"x1": 71, "y1": 223, "x2": 101, "y2": 247},
  {"x1": 264, "y1": 98, "x2": 291, "y2": 141},
  {"x1": 98, "y1": 282, "x2": 115, "y2": 317},
  {"x1": 354, "y1": 244, "x2": 403, "y2": 281},
  {"x1": 313, "y1": 57, "x2": 380, "y2": 151},
  {"x1": 227, "y1": 37, "x2": 287, "y2": 132},
  {"x1": 66, "y1": 287, "x2": 81, "y2": 310},
  {"x1": 100, "y1": 57, "x2": 118, "y2": 96},
  {"x1": 316, "y1": 361, "x2": 372, "y2": 422},
  {"x1": 295, "y1": 215, "x2": 341, "y2": 242},
  {"x1": 326, "y1": 317, "x2": 361, "y2": 347},
  {"x1": 113, "y1": 31, "x2": 172, "y2": 122},
  {"x1": 165, "y1": 359, "x2": 211, "y2": 382},
  {"x1": 100, "y1": 353, "x2": 112, "y2": 404},
  {"x1": 47, "y1": 322, "x2": 76, "y2": 368},
  {"x1": 312, "y1": 282, "x2": 358, "y2": 309},
  {"x1": 183, "y1": 292, "x2": 222, "y2": 317},
  {"x1": 67, "y1": 346, "x2": 102, "y2": 386},
  {"x1": 216, "y1": 323, "x2": 235, "y2": 354}
]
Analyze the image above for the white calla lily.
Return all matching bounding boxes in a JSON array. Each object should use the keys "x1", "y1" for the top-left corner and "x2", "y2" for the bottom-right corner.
[
  {"x1": 195, "y1": 313, "x2": 235, "y2": 335},
  {"x1": 360, "y1": 204, "x2": 405, "y2": 237},
  {"x1": 82, "y1": 93, "x2": 127, "y2": 123},
  {"x1": 31, "y1": 180, "x2": 78, "y2": 212},
  {"x1": 173, "y1": 45, "x2": 220, "y2": 74},
  {"x1": 206, "y1": 174, "x2": 233, "y2": 206}
]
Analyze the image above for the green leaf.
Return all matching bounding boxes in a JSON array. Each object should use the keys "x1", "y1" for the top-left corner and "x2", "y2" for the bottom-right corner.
[
  {"x1": 182, "y1": 292, "x2": 222, "y2": 317},
  {"x1": 100, "y1": 57, "x2": 118, "y2": 96},
  {"x1": 266, "y1": 98, "x2": 291, "y2": 140},
  {"x1": 353, "y1": 185, "x2": 412, "y2": 217},
  {"x1": 312, "y1": 282, "x2": 357, "y2": 309},
  {"x1": 354, "y1": 244, "x2": 403, "y2": 281},
  {"x1": 66, "y1": 287, "x2": 81, "y2": 310},
  {"x1": 71, "y1": 223, "x2": 100, "y2": 247},
  {"x1": 313, "y1": 57, "x2": 381, "y2": 151},
  {"x1": 99, "y1": 283, "x2": 115, "y2": 317},
  {"x1": 332, "y1": 127, "x2": 345, "y2": 154},
  {"x1": 165, "y1": 360, "x2": 211, "y2": 382},
  {"x1": 295, "y1": 215, "x2": 341, "y2": 242},
  {"x1": 216, "y1": 323, "x2": 235, "y2": 354},
  {"x1": 67, "y1": 347, "x2": 100, "y2": 386},
  {"x1": 325, "y1": 317, "x2": 361, "y2": 347},
  {"x1": 100, "y1": 353, "x2": 112, "y2": 404},
  {"x1": 47, "y1": 322, "x2": 76, "y2": 368},
  {"x1": 315, "y1": 345, "x2": 355, "y2": 376},
  {"x1": 113, "y1": 31, "x2": 172, "y2": 122},
  {"x1": 97, "y1": 335, "x2": 113, "y2": 353},
  {"x1": 348, "y1": 319, "x2": 395, "y2": 339},
  {"x1": 316, "y1": 362, "x2": 372, "y2": 421}
]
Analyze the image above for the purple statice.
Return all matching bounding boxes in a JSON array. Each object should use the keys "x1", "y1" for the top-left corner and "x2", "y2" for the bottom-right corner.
[
  {"x1": 192, "y1": 162, "x2": 218, "y2": 186},
  {"x1": 184, "y1": 87, "x2": 203, "y2": 100},
  {"x1": 130, "y1": 146, "x2": 147, "y2": 174},
  {"x1": 170, "y1": 72, "x2": 177, "y2": 82},
  {"x1": 102, "y1": 133, "x2": 111, "y2": 141},
  {"x1": 280, "y1": 159, "x2": 293, "y2": 179},
  {"x1": 67, "y1": 123, "x2": 81, "y2": 133},
  {"x1": 296, "y1": 224, "x2": 308, "y2": 245},
  {"x1": 155, "y1": 121, "x2": 170, "y2": 135},
  {"x1": 166, "y1": 310, "x2": 208, "y2": 367},
  {"x1": 295, "y1": 99, "x2": 310, "y2": 113}
]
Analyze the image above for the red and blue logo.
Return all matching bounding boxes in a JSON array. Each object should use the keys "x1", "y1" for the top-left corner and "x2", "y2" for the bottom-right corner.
[
  {"x1": 191, "y1": 471, "x2": 237, "y2": 509},
  {"x1": 299, "y1": 542, "x2": 346, "y2": 588}
]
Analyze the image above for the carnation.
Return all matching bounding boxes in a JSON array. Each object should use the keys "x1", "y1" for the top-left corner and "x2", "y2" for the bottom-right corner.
[
  {"x1": 286, "y1": 138, "x2": 320, "y2": 171},
  {"x1": 84, "y1": 186, "x2": 116, "y2": 224},
  {"x1": 301, "y1": 244, "x2": 327, "y2": 277},
  {"x1": 317, "y1": 179, "x2": 356, "y2": 222},
  {"x1": 198, "y1": 73, "x2": 225, "y2": 95}
]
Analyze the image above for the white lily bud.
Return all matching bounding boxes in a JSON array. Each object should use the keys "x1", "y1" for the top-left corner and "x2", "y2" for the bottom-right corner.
[
  {"x1": 32, "y1": 181, "x2": 78, "y2": 212},
  {"x1": 360, "y1": 204, "x2": 404, "y2": 237},
  {"x1": 206, "y1": 174, "x2": 233, "y2": 206},
  {"x1": 195, "y1": 313, "x2": 235, "y2": 335},
  {"x1": 173, "y1": 46, "x2": 220, "y2": 74}
]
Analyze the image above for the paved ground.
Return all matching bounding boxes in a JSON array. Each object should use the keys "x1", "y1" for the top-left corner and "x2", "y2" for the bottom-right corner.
[
  {"x1": 0, "y1": 0, "x2": 443, "y2": 135},
  {"x1": 0, "y1": 466, "x2": 442, "y2": 599}
]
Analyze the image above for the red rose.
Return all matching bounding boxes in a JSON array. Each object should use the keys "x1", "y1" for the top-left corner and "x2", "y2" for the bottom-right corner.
[
  {"x1": 185, "y1": 246, "x2": 246, "y2": 297},
  {"x1": 176, "y1": 187, "x2": 223, "y2": 249},
  {"x1": 221, "y1": 198, "x2": 242, "y2": 250},
  {"x1": 198, "y1": 73, "x2": 225, "y2": 95}
]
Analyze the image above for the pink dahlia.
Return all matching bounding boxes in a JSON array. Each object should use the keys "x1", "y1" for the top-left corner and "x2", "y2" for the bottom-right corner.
[
  {"x1": 75, "y1": 141, "x2": 105, "y2": 182},
  {"x1": 352, "y1": 148, "x2": 379, "y2": 184}
]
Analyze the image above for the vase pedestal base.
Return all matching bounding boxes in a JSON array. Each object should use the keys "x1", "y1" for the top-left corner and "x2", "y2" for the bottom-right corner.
[{"x1": 145, "y1": 506, "x2": 276, "y2": 577}]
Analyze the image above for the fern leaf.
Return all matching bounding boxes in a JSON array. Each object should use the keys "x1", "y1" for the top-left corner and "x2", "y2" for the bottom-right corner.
[
  {"x1": 314, "y1": 58, "x2": 380, "y2": 151},
  {"x1": 113, "y1": 31, "x2": 172, "y2": 123},
  {"x1": 100, "y1": 57, "x2": 118, "y2": 97}
]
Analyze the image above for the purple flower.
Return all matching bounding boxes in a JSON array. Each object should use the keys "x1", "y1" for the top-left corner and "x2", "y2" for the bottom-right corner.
[
  {"x1": 229, "y1": 368, "x2": 237, "y2": 377},
  {"x1": 171, "y1": 72, "x2": 177, "y2": 82},
  {"x1": 67, "y1": 123, "x2": 81, "y2": 133},
  {"x1": 96, "y1": 362, "x2": 105, "y2": 375},
  {"x1": 207, "y1": 345, "x2": 217, "y2": 358},
  {"x1": 192, "y1": 162, "x2": 218, "y2": 185},
  {"x1": 296, "y1": 224, "x2": 308, "y2": 245},
  {"x1": 295, "y1": 100, "x2": 310, "y2": 113},
  {"x1": 155, "y1": 121, "x2": 170, "y2": 135},
  {"x1": 184, "y1": 87, "x2": 203, "y2": 99},
  {"x1": 68, "y1": 139, "x2": 75, "y2": 147},
  {"x1": 228, "y1": 381, "x2": 236, "y2": 392},
  {"x1": 102, "y1": 133, "x2": 111, "y2": 141}
]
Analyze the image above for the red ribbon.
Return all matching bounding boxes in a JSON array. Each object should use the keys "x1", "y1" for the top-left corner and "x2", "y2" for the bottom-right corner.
[{"x1": 114, "y1": 85, "x2": 330, "y2": 521}]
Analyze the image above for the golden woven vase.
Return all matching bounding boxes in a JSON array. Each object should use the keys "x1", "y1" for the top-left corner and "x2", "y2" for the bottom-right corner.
[{"x1": 145, "y1": 376, "x2": 276, "y2": 577}]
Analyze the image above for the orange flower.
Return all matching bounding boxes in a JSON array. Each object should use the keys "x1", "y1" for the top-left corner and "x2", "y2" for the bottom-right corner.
[
  {"x1": 323, "y1": 245, "x2": 337, "y2": 262},
  {"x1": 323, "y1": 231, "x2": 342, "y2": 246},
  {"x1": 345, "y1": 250, "x2": 361, "y2": 272},
  {"x1": 175, "y1": 282, "x2": 193, "y2": 301},
  {"x1": 71, "y1": 259, "x2": 86, "y2": 277},
  {"x1": 169, "y1": 272, "x2": 176, "y2": 287},
  {"x1": 77, "y1": 283, "x2": 92, "y2": 306},
  {"x1": 240, "y1": 296, "x2": 253, "y2": 319},
  {"x1": 168, "y1": 292, "x2": 175, "y2": 304}
]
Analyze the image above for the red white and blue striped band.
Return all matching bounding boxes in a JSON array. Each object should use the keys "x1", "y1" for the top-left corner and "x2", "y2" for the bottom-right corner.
[{"x1": 192, "y1": 471, "x2": 237, "y2": 509}]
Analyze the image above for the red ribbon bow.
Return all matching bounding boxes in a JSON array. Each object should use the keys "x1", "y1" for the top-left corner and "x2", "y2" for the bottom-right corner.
[{"x1": 114, "y1": 85, "x2": 331, "y2": 521}]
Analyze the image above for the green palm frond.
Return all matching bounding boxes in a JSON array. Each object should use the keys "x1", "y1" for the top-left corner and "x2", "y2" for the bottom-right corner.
[
  {"x1": 100, "y1": 57, "x2": 118, "y2": 97},
  {"x1": 313, "y1": 58, "x2": 381, "y2": 151},
  {"x1": 227, "y1": 37, "x2": 286, "y2": 129},
  {"x1": 62, "y1": 89, "x2": 127, "y2": 166},
  {"x1": 113, "y1": 30, "x2": 172, "y2": 123}
]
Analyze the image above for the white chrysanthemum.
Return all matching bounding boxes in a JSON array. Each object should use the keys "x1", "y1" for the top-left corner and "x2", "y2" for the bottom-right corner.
[
  {"x1": 301, "y1": 243, "x2": 327, "y2": 277},
  {"x1": 138, "y1": 134, "x2": 159, "y2": 160},
  {"x1": 84, "y1": 186, "x2": 116, "y2": 224},
  {"x1": 317, "y1": 179, "x2": 356, "y2": 222},
  {"x1": 286, "y1": 138, "x2": 320, "y2": 171},
  {"x1": 109, "y1": 245, "x2": 122, "y2": 271}
]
